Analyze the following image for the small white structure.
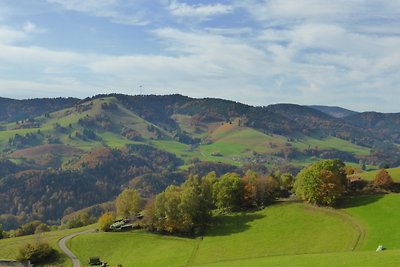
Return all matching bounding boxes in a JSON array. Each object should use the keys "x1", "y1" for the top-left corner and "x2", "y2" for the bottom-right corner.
[{"x1": 376, "y1": 245, "x2": 384, "y2": 251}]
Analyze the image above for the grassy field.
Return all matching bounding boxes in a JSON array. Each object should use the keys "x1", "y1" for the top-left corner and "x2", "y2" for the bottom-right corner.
[
  {"x1": 351, "y1": 167, "x2": 400, "y2": 181},
  {"x1": 70, "y1": 202, "x2": 359, "y2": 267},
  {"x1": 189, "y1": 203, "x2": 358, "y2": 265},
  {"x1": 341, "y1": 194, "x2": 400, "y2": 250},
  {"x1": 70, "y1": 231, "x2": 196, "y2": 267},
  {"x1": 197, "y1": 194, "x2": 400, "y2": 267},
  {"x1": 0, "y1": 225, "x2": 94, "y2": 267},
  {"x1": 2, "y1": 195, "x2": 400, "y2": 266},
  {"x1": 194, "y1": 250, "x2": 400, "y2": 267}
]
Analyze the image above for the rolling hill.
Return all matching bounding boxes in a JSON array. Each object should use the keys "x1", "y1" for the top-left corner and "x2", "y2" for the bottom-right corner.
[
  {"x1": 0, "y1": 93, "x2": 400, "y2": 228},
  {"x1": 2, "y1": 194, "x2": 397, "y2": 267}
]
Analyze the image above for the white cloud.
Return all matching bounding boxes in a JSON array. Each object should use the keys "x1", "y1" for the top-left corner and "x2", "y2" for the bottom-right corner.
[
  {"x1": 47, "y1": 0, "x2": 149, "y2": 25},
  {"x1": 0, "y1": 0, "x2": 399, "y2": 112},
  {"x1": 168, "y1": 1, "x2": 233, "y2": 18},
  {"x1": 0, "y1": 26, "x2": 28, "y2": 44}
]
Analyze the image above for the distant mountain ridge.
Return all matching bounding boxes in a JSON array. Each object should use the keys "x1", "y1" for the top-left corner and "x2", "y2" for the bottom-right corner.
[
  {"x1": 0, "y1": 96, "x2": 80, "y2": 122},
  {"x1": 309, "y1": 105, "x2": 359, "y2": 118}
]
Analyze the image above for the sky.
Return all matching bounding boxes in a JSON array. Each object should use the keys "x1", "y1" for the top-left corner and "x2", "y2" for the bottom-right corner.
[{"x1": 0, "y1": 0, "x2": 399, "y2": 112}]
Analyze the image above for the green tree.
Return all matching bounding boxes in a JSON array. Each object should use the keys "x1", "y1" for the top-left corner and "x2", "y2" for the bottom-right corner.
[
  {"x1": 201, "y1": 172, "x2": 217, "y2": 212},
  {"x1": 0, "y1": 224, "x2": 3, "y2": 239},
  {"x1": 98, "y1": 212, "x2": 115, "y2": 232},
  {"x1": 213, "y1": 173, "x2": 243, "y2": 212},
  {"x1": 115, "y1": 189, "x2": 142, "y2": 219},
  {"x1": 17, "y1": 240, "x2": 54, "y2": 264},
  {"x1": 35, "y1": 223, "x2": 50, "y2": 234},
  {"x1": 294, "y1": 159, "x2": 347, "y2": 206},
  {"x1": 149, "y1": 175, "x2": 213, "y2": 234}
]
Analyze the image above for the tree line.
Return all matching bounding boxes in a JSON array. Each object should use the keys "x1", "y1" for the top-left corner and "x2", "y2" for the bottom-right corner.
[{"x1": 99, "y1": 170, "x2": 292, "y2": 235}]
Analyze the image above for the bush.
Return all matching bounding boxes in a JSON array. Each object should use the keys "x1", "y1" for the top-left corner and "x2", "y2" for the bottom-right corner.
[
  {"x1": 373, "y1": 169, "x2": 393, "y2": 189},
  {"x1": 98, "y1": 212, "x2": 115, "y2": 232},
  {"x1": 17, "y1": 241, "x2": 54, "y2": 264}
]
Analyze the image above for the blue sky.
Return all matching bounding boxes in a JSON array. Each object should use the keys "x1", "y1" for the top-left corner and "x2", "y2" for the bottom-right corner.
[{"x1": 0, "y1": 0, "x2": 399, "y2": 112}]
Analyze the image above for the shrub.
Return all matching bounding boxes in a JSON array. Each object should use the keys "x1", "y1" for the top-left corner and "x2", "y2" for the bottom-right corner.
[
  {"x1": 373, "y1": 169, "x2": 393, "y2": 189},
  {"x1": 98, "y1": 212, "x2": 115, "y2": 232},
  {"x1": 17, "y1": 241, "x2": 54, "y2": 264}
]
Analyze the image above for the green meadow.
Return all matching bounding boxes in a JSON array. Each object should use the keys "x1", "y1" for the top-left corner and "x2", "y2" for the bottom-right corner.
[
  {"x1": 352, "y1": 167, "x2": 400, "y2": 181},
  {"x1": 68, "y1": 199, "x2": 367, "y2": 267},
  {"x1": 0, "y1": 225, "x2": 94, "y2": 267},
  {"x1": 2, "y1": 195, "x2": 400, "y2": 266}
]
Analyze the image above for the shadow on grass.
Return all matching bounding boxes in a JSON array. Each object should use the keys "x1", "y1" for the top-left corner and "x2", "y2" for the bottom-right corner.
[
  {"x1": 337, "y1": 194, "x2": 384, "y2": 209},
  {"x1": 205, "y1": 212, "x2": 265, "y2": 237}
]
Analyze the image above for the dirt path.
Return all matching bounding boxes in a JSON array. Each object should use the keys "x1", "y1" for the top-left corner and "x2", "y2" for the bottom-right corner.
[
  {"x1": 303, "y1": 204, "x2": 366, "y2": 250},
  {"x1": 58, "y1": 228, "x2": 96, "y2": 267}
]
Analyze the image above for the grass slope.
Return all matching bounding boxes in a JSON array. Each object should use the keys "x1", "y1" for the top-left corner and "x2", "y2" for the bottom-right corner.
[
  {"x1": 0, "y1": 225, "x2": 94, "y2": 267},
  {"x1": 3, "y1": 195, "x2": 400, "y2": 266},
  {"x1": 352, "y1": 167, "x2": 400, "y2": 182},
  {"x1": 189, "y1": 202, "x2": 358, "y2": 265},
  {"x1": 70, "y1": 202, "x2": 358, "y2": 267},
  {"x1": 70, "y1": 231, "x2": 196, "y2": 267},
  {"x1": 342, "y1": 194, "x2": 400, "y2": 250},
  {"x1": 198, "y1": 194, "x2": 400, "y2": 267}
]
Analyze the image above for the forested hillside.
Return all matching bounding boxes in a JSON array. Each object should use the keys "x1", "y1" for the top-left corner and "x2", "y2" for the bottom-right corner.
[{"x1": 0, "y1": 94, "x2": 399, "y2": 229}]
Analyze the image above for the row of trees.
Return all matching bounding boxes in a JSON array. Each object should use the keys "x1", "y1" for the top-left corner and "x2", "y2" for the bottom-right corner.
[
  {"x1": 100, "y1": 170, "x2": 292, "y2": 234},
  {"x1": 97, "y1": 159, "x2": 398, "y2": 236}
]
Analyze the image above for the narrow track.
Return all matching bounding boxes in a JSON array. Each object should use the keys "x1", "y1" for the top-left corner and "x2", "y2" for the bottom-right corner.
[{"x1": 58, "y1": 228, "x2": 96, "y2": 267}]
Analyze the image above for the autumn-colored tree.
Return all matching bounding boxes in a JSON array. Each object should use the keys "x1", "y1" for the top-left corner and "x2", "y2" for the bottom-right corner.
[
  {"x1": 115, "y1": 189, "x2": 142, "y2": 219},
  {"x1": 373, "y1": 169, "x2": 393, "y2": 189},
  {"x1": 98, "y1": 212, "x2": 115, "y2": 232},
  {"x1": 294, "y1": 159, "x2": 347, "y2": 206},
  {"x1": 147, "y1": 174, "x2": 214, "y2": 234},
  {"x1": 17, "y1": 240, "x2": 54, "y2": 264},
  {"x1": 242, "y1": 170, "x2": 259, "y2": 208}
]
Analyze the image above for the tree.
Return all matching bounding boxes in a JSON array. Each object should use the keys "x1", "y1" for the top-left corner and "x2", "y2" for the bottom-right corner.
[
  {"x1": 373, "y1": 169, "x2": 393, "y2": 189},
  {"x1": 17, "y1": 240, "x2": 54, "y2": 264},
  {"x1": 115, "y1": 189, "x2": 142, "y2": 219},
  {"x1": 98, "y1": 212, "x2": 115, "y2": 232},
  {"x1": 35, "y1": 223, "x2": 50, "y2": 234},
  {"x1": 294, "y1": 159, "x2": 347, "y2": 206},
  {"x1": 213, "y1": 173, "x2": 243, "y2": 212},
  {"x1": 147, "y1": 175, "x2": 213, "y2": 234}
]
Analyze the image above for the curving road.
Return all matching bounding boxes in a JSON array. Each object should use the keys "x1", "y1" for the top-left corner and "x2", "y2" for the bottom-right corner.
[{"x1": 58, "y1": 228, "x2": 96, "y2": 267}]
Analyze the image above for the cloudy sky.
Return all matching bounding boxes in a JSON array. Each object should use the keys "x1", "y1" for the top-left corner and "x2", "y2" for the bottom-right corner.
[{"x1": 0, "y1": 0, "x2": 399, "y2": 112}]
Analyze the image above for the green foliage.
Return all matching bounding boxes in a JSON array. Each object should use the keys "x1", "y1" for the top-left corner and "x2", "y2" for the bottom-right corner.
[
  {"x1": 98, "y1": 212, "x2": 115, "y2": 232},
  {"x1": 16, "y1": 240, "x2": 54, "y2": 264},
  {"x1": 62, "y1": 211, "x2": 92, "y2": 229},
  {"x1": 294, "y1": 159, "x2": 347, "y2": 206},
  {"x1": 15, "y1": 221, "x2": 44, "y2": 237},
  {"x1": 148, "y1": 175, "x2": 214, "y2": 234},
  {"x1": 212, "y1": 173, "x2": 243, "y2": 212},
  {"x1": 115, "y1": 189, "x2": 142, "y2": 218}
]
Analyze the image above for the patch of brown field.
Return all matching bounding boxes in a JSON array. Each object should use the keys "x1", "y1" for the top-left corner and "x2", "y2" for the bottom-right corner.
[{"x1": 10, "y1": 144, "x2": 82, "y2": 158}]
